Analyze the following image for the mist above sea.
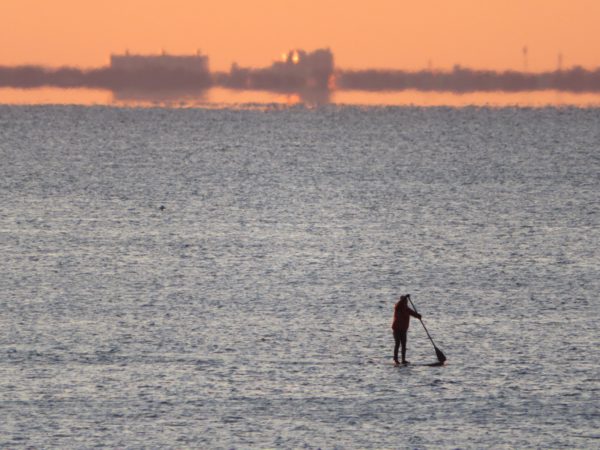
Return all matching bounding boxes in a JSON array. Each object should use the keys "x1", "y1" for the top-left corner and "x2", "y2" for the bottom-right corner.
[{"x1": 1, "y1": 104, "x2": 598, "y2": 448}]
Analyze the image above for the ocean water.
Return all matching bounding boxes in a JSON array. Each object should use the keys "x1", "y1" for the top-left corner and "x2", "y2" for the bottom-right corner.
[{"x1": 0, "y1": 104, "x2": 598, "y2": 448}]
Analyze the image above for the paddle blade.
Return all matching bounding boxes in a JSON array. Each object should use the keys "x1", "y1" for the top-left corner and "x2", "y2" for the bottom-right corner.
[{"x1": 434, "y1": 346, "x2": 447, "y2": 363}]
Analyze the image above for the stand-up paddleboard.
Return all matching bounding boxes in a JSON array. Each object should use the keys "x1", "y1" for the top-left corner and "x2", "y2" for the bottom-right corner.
[
  {"x1": 392, "y1": 360, "x2": 445, "y2": 367},
  {"x1": 421, "y1": 361, "x2": 445, "y2": 367},
  {"x1": 364, "y1": 358, "x2": 446, "y2": 366}
]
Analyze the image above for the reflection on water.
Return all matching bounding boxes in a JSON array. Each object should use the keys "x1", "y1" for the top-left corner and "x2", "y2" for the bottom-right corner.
[
  {"x1": 333, "y1": 89, "x2": 600, "y2": 107},
  {"x1": 208, "y1": 88, "x2": 330, "y2": 107},
  {"x1": 0, "y1": 88, "x2": 111, "y2": 105},
  {"x1": 1, "y1": 87, "x2": 600, "y2": 108},
  {"x1": 111, "y1": 88, "x2": 208, "y2": 107}
]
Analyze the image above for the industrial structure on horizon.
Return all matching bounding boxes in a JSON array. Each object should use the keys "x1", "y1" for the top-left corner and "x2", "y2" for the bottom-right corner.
[{"x1": 220, "y1": 48, "x2": 334, "y2": 92}]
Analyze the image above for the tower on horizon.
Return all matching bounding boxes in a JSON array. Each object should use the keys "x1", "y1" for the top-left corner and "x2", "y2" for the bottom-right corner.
[{"x1": 557, "y1": 52, "x2": 563, "y2": 71}]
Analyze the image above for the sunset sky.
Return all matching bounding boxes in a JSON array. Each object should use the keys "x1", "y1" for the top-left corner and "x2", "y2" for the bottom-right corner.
[{"x1": 2, "y1": 0, "x2": 599, "y2": 72}]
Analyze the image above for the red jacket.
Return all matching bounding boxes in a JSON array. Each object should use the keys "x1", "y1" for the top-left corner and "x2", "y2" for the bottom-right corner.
[{"x1": 392, "y1": 300, "x2": 421, "y2": 332}]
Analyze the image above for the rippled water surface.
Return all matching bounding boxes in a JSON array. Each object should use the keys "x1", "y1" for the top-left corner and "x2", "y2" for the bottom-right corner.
[{"x1": 1, "y1": 105, "x2": 599, "y2": 448}]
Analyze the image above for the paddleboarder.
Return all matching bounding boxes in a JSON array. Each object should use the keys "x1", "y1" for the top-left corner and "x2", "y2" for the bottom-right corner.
[{"x1": 392, "y1": 295, "x2": 422, "y2": 365}]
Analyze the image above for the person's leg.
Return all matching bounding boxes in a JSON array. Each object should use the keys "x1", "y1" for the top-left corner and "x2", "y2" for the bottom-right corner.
[
  {"x1": 400, "y1": 330, "x2": 408, "y2": 363},
  {"x1": 393, "y1": 331, "x2": 400, "y2": 364}
]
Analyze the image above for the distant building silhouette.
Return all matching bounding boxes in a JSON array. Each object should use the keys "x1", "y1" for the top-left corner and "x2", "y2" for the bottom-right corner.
[
  {"x1": 104, "y1": 51, "x2": 211, "y2": 90},
  {"x1": 110, "y1": 51, "x2": 209, "y2": 75}
]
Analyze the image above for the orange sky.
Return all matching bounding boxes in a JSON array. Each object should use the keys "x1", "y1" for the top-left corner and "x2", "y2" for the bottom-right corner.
[{"x1": 1, "y1": 0, "x2": 599, "y2": 72}]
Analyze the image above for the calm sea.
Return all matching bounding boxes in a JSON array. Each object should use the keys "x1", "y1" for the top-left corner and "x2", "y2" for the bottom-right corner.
[{"x1": 1, "y1": 105, "x2": 598, "y2": 448}]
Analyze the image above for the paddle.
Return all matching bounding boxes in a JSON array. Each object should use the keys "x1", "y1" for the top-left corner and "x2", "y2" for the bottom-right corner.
[{"x1": 407, "y1": 294, "x2": 447, "y2": 364}]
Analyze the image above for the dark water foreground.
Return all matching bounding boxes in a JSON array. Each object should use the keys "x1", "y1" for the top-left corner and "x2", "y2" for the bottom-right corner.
[{"x1": 1, "y1": 105, "x2": 598, "y2": 448}]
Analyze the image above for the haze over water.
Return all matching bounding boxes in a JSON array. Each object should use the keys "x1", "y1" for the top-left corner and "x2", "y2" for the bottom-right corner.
[{"x1": 1, "y1": 104, "x2": 598, "y2": 448}]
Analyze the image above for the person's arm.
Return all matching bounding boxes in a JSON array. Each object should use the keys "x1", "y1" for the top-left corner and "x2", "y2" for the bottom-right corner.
[{"x1": 408, "y1": 308, "x2": 422, "y2": 320}]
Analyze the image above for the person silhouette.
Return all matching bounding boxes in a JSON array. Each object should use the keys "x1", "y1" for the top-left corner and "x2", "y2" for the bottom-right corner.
[{"x1": 392, "y1": 295, "x2": 421, "y2": 365}]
